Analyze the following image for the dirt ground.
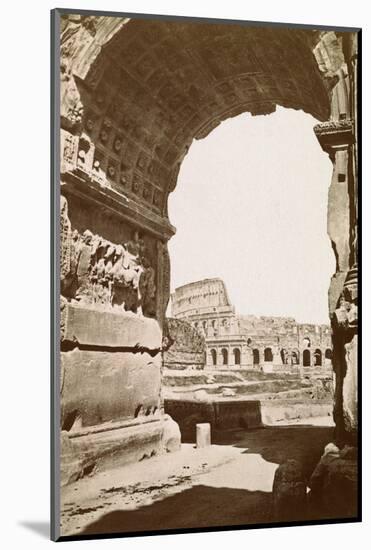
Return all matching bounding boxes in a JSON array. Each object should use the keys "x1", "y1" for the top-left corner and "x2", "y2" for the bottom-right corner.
[{"x1": 60, "y1": 419, "x2": 335, "y2": 537}]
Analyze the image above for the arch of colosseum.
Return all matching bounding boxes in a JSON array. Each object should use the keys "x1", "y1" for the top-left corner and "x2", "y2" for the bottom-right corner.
[{"x1": 57, "y1": 11, "x2": 358, "y2": 485}]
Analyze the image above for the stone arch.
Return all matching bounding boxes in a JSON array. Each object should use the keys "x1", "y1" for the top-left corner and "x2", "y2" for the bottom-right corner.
[
  {"x1": 221, "y1": 348, "x2": 228, "y2": 366},
  {"x1": 60, "y1": 19, "x2": 332, "y2": 256},
  {"x1": 280, "y1": 348, "x2": 288, "y2": 364},
  {"x1": 210, "y1": 348, "x2": 217, "y2": 366},
  {"x1": 253, "y1": 348, "x2": 260, "y2": 365},
  {"x1": 264, "y1": 347, "x2": 273, "y2": 362},
  {"x1": 233, "y1": 348, "x2": 241, "y2": 365},
  {"x1": 59, "y1": 18, "x2": 341, "y2": 327},
  {"x1": 303, "y1": 349, "x2": 311, "y2": 367},
  {"x1": 314, "y1": 348, "x2": 322, "y2": 366},
  {"x1": 292, "y1": 348, "x2": 300, "y2": 365},
  {"x1": 59, "y1": 15, "x2": 359, "y2": 444},
  {"x1": 61, "y1": 18, "x2": 331, "y2": 138}
]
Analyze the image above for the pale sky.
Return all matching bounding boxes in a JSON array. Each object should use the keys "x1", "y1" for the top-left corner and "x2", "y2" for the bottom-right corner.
[{"x1": 167, "y1": 106, "x2": 335, "y2": 325}]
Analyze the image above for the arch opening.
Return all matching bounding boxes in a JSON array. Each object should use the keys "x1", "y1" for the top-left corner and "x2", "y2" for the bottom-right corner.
[
  {"x1": 314, "y1": 348, "x2": 322, "y2": 366},
  {"x1": 280, "y1": 348, "x2": 288, "y2": 365},
  {"x1": 264, "y1": 348, "x2": 273, "y2": 362},
  {"x1": 303, "y1": 349, "x2": 311, "y2": 367},
  {"x1": 233, "y1": 348, "x2": 241, "y2": 365}
]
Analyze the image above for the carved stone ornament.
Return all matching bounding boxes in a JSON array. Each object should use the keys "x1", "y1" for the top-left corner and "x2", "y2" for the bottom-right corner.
[
  {"x1": 333, "y1": 265, "x2": 358, "y2": 332},
  {"x1": 61, "y1": 129, "x2": 115, "y2": 191},
  {"x1": 60, "y1": 16, "x2": 97, "y2": 129},
  {"x1": 60, "y1": 197, "x2": 157, "y2": 317}
]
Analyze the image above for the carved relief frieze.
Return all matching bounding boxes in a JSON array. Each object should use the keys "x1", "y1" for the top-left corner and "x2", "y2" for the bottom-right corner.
[
  {"x1": 61, "y1": 129, "x2": 118, "y2": 192},
  {"x1": 60, "y1": 197, "x2": 157, "y2": 317},
  {"x1": 333, "y1": 265, "x2": 358, "y2": 334}
]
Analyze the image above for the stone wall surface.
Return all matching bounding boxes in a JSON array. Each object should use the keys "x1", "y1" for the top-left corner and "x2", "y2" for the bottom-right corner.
[
  {"x1": 165, "y1": 398, "x2": 262, "y2": 436},
  {"x1": 59, "y1": 189, "x2": 179, "y2": 483},
  {"x1": 61, "y1": 303, "x2": 162, "y2": 349},
  {"x1": 61, "y1": 349, "x2": 161, "y2": 429},
  {"x1": 60, "y1": 415, "x2": 178, "y2": 486},
  {"x1": 163, "y1": 317, "x2": 206, "y2": 370},
  {"x1": 313, "y1": 33, "x2": 359, "y2": 445}
]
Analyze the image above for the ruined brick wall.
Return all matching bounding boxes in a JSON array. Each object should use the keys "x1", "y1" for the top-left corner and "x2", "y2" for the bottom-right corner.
[{"x1": 163, "y1": 318, "x2": 206, "y2": 370}]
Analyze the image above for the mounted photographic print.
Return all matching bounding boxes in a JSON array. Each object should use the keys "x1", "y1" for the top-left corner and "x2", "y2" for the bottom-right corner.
[{"x1": 51, "y1": 8, "x2": 361, "y2": 541}]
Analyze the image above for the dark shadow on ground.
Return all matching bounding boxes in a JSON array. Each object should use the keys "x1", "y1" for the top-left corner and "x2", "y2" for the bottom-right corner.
[
  {"x1": 18, "y1": 521, "x2": 50, "y2": 539},
  {"x1": 76, "y1": 425, "x2": 351, "y2": 537},
  {"x1": 81, "y1": 485, "x2": 273, "y2": 535},
  {"x1": 212, "y1": 424, "x2": 334, "y2": 479}
]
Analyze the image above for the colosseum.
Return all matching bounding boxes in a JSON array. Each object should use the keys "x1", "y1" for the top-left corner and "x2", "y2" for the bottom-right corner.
[{"x1": 170, "y1": 278, "x2": 333, "y2": 373}]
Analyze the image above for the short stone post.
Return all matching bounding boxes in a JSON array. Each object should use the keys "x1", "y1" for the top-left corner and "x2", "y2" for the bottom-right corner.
[{"x1": 196, "y1": 423, "x2": 211, "y2": 448}]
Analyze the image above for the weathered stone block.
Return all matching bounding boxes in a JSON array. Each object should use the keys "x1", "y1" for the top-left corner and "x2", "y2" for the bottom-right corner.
[
  {"x1": 60, "y1": 415, "x2": 180, "y2": 486},
  {"x1": 164, "y1": 350, "x2": 205, "y2": 370},
  {"x1": 61, "y1": 303, "x2": 162, "y2": 349},
  {"x1": 165, "y1": 398, "x2": 263, "y2": 436},
  {"x1": 272, "y1": 459, "x2": 307, "y2": 521},
  {"x1": 196, "y1": 423, "x2": 211, "y2": 448},
  {"x1": 344, "y1": 335, "x2": 358, "y2": 434},
  {"x1": 61, "y1": 348, "x2": 161, "y2": 428},
  {"x1": 162, "y1": 417, "x2": 181, "y2": 452},
  {"x1": 309, "y1": 444, "x2": 358, "y2": 518}
]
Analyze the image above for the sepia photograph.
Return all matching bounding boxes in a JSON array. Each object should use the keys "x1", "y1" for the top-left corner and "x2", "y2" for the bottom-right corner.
[{"x1": 52, "y1": 8, "x2": 360, "y2": 541}]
